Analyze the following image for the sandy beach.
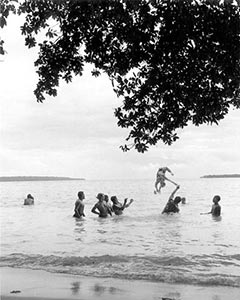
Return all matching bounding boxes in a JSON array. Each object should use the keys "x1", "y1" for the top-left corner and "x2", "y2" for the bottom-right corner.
[{"x1": 0, "y1": 267, "x2": 239, "y2": 300}]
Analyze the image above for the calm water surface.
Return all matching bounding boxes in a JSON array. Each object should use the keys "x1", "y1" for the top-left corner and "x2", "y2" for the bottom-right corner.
[{"x1": 0, "y1": 178, "x2": 240, "y2": 287}]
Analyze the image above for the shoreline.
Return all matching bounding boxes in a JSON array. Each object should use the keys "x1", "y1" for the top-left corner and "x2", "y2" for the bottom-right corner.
[
  {"x1": 1, "y1": 267, "x2": 240, "y2": 300},
  {"x1": 0, "y1": 177, "x2": 85, "y2": 182}
]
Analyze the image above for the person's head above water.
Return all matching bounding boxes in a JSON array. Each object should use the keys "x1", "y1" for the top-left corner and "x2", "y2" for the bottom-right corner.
[
  {"x1": 181, "y1": 197, "x2": 186, "y2": 204},
  {"x1": 96, "y1": 193, "x2": 104, "y2": 201},
  {"x1": 78, "y1": 191, "x2": 85, "y2": 200},
  {"x1": 213, "y1": 195, "x2": 221, "y2": 204},
  {"x1": 110, "y1": 196, "x2": 118, "y2": 204},
  {"x1": 173, "y1": 196, "x2": 182, "y2": 204},
  {"x1": 104, "y1": 194, "x2": 109, "y2": 202}
]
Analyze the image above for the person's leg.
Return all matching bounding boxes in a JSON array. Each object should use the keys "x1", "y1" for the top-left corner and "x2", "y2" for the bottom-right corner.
[
  {"x1": 154, "y1": 179, "x2": 159, "y2": 193},
  {"x1": 157, "y1": 176, "x2": 166, "y2": 193},
  {"x1": 157, "y1": 181, "x2": 164, "y2": 193}
]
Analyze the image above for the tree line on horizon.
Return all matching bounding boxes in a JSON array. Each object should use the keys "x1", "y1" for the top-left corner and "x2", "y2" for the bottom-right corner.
[
  {"x1": 201, "y1": 174, "x2": 240, "y2": 178},
  {"x1": 0, "y1": 176, "x2": 85, "y2": 182}
]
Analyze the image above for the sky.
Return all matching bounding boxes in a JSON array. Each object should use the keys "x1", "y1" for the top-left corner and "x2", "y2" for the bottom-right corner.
[{"x1": 0, "y1": 15, "x2": 240, "y2": 180}]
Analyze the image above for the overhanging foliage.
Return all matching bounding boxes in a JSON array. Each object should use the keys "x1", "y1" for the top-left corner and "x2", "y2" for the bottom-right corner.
[{"x1": 1, "y1": 0, "x2": 240, "y2": 152}]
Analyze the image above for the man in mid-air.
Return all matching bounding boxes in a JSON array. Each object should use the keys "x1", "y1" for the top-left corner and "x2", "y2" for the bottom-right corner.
[{"x1": 154, "y1": 166, "x2": 178, "y2": 194}]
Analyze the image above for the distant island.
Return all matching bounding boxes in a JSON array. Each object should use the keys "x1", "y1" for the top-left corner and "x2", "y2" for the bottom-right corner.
[
  {"x1": 201, "y1": 174, "x2": 240, "y2": 178},
  {"x1": 0, "y1": 176, "x2": 85, "y2": 182}
]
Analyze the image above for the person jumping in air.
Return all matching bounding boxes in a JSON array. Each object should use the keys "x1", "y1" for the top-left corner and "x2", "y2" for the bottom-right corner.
[{"x1": 154, "y1": 167, "x2": 178, "y2": 194}]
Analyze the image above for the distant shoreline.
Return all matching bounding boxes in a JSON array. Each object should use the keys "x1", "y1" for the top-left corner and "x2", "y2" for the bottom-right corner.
[
  {"x1": 201, "y1": 174, "x2": 240, "y2": 178},
  {"x1": 0, "y1": 176, "x2": 85, "y2": 182}
]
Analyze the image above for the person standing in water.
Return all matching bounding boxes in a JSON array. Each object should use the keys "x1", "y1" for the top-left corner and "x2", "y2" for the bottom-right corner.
[
  {"x1": 103, "y1": 194, "x2": 113, "y2": 212},
  {"x1": 73, "y1": 191, "x2": 85, "y2": 218},
  {"x1": 111, "y1": 196, "x2": 134, "y2": 216},
  {"x1": 91, "y1": 193, "x2": 112, "y2": 218},
  {"x1": 162, "y1": 185, "x2": 182, "y2": 214},
  {"x1": 154, "y1": 166, "x2": 178, "y2": 194},
  {"x1": 201, "y1": 195, "x2": 221, "y2": 217}
]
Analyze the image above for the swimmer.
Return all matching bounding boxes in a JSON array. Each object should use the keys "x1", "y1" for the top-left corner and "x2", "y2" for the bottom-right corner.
[
  {"x1": 201, "y1": 195, "x2": 221, "y2": 217},
  {"x1": 24, "y1": 194, "x2": 34, "y2": 205},
  {"x1": 162, "y1": 185, "x2": 182, "y2": 214},
  {"x1": 91, "y1": 193, "x2": 112, "y2": 218},
  {"x1": 181, "y1": 197, "x2": 186, "y2": 204},
  {"x1": 103, "y1": 194, "x2": 113, "y2": 212},
  {"x1": 111, "y1": 196, "x2": 134, "y2": 216},
  {"x1": 73, "y1": 191, "x2": 85, "y2": 218},
  {"x1": 154, "y1": 167, "x2": 178, "y2": 194}
]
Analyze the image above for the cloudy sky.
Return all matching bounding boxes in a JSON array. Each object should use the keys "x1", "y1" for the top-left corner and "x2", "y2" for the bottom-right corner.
[{"x1": 0, "y1": 15, "x2": 239, "y2": 180}]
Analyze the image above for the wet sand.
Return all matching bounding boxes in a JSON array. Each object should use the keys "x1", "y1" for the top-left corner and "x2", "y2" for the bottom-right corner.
[{"x1": 1, "y1": 267, "x2": 239, "y2": 300}]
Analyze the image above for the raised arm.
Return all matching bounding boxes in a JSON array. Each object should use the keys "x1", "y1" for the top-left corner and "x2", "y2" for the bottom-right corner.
[
  {"x1": 121, "y1": 198, "x2": 128, "y2": 210},
  {"x1": 124, "y1": 198, "x2": 134, "y2": 208},
  {"x1": 168, "y1": 185, "x2": 180, "y2": 200}
]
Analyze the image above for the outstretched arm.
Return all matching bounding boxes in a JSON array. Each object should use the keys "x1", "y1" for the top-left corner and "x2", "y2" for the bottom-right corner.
[
  {"x1": 168, "y1": 185, "x2": 180, "y2": 200},
  {"x1": 200, "y1": 206, "x2": 213, "y2": 215},
  {"x1": 166, "y1": 167, "x2": 174, "y2": 176}
]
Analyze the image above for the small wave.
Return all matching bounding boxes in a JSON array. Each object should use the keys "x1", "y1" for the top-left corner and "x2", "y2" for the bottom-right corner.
[{"x1": 0, "y1": 253, "x2": 240, "y2": 287}]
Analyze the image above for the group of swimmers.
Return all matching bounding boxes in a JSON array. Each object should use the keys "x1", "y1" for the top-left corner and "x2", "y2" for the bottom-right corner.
[
  {"x1": 23, "y1": 166, "x2": 221, "y2": 218},
  {"x1": 154, "y1": 166, "x2": 221, "y2": 216},
  {"x1": 160, "y1": 184, "x2": 221, "y2": 216},
  {"x1": 23, "y1": 191, "x2": 134, "y2": 218},
  {"x1": 73, "y1": 192, "x2": 134, "y2": 218}
]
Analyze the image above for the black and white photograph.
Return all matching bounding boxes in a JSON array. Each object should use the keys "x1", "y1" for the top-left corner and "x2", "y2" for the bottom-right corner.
[{"x1": 0, "y1": 1, "x2": 240, "y2": 299}]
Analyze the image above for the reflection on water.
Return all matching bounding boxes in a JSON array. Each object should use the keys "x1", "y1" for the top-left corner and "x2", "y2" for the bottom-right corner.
[
  {"x1": 93, "y1": 283, "x2": 107, "y2": 295},
  {"x1": 97, "y1": 229, "x2": 108, "y2": 234},
  {"x1": 74, "y1": 219, "x2": 86, "y2": 242},
  {"x1": 70, "y1": 281, "x2": 81, "y2": 295},
  {"x1": 74, "y1": 219, "x2": 86, "y2": 230},
  {"x1": 92, "y1": 283, "x2": 124, "y2": 297},
  {"x1": 109, "y1": 286, "x2": 122, "y2": 295},
  {"x1": 163, "y1": 291, "x2": 181, "y2": 300},
  {"x1": 212, "y1": 295, "x2": 221, "y2": 300}
]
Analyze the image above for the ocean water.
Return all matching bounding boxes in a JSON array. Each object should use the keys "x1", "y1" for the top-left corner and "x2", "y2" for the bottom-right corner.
[{"x1": 0, "y1": 178, "x2": 240, "y2": 287}]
